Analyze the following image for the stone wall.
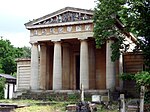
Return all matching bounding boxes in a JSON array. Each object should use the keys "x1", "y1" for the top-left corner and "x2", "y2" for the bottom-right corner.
[{"x1": 16, "y1": 59, "x2": 31, "y2": 90}]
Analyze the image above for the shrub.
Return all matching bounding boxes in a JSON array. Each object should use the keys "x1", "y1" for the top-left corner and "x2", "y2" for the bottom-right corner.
[
  {"x1": 120, "y1": 71, "x2": 150, "y2": 87},
  {"x1": 120, "y1": 73, "x2": 135, "y2": 81},
  {"x1": 0, "y1": 77, "x2": 6, "y2": 99},
  {"x1": 134, "y1": 71, "x2": 150, "y2": 87},
  {"x1": 120, "y1": 71, "x2": 150, "y2": 104}
]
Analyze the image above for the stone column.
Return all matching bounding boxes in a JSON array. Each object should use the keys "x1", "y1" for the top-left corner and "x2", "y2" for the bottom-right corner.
[
  {"x1": 53, "y1": 41, "x2": 62, "y2": 90},
  {"x1": 62, "y1": 43, "x2": 70, "y2": 89},
  {"x1": 30, "y1": 42, "x2": 39, "y2": 90},
  {"x1": 80, "y1": 39, "x2": 89, "y2": 89},
  {"x1": 106, "y1": 40, "x2": 116, "y2": 90},
  {"x1": 39, "y1": 43, "x2": 47, "y2": 90}
]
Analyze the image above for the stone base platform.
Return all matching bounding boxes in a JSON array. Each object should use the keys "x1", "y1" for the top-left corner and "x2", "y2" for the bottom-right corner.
[{"x1": 13, "y1": 90, "x2": 109, "y2": 101}]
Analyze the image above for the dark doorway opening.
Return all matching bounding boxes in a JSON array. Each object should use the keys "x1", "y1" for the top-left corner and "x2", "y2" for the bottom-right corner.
[
  {"x1": 7, "y1": 84, "x2": 10, "y2": 99},
  {"x1": 76, "y1": 55, "x2": 80, "y2": 90}
]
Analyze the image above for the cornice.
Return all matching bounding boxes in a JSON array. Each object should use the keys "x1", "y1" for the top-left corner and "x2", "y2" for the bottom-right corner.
[{"x1": 26, "y1": 20, "x2": 93, "y2": 29}]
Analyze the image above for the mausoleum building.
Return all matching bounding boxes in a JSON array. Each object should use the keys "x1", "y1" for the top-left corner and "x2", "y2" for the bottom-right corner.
[{"x1": 16, "y1": 7, "x2": 136, "y2": 92}]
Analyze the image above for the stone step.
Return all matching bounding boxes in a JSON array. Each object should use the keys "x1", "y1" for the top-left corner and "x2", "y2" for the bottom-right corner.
[{"x1": 13, "y1": 90, "x2": 109, "y2": 101}]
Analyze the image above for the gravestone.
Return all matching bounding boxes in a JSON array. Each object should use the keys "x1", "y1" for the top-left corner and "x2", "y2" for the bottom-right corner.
[{"x1": 92, "y1": 95, "x2": 101, "y2": 103}]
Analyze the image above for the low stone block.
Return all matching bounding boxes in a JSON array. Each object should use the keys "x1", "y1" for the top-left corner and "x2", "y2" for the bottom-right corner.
[{"x1": 66, "y1": 104, "x2": 77, "y2": 112}]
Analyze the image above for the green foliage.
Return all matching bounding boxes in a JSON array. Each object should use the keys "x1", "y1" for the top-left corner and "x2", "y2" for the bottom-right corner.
[
  {"x1": 0, "y1": 38, "x2": 16, "y2": 74},
  {"x1": 120, "y1": 73, "x2": 135, "y2": 81},
  {"x1": 111, "y1": 38, "x2": 124, "y2": 61},
  {"x1": 120, "y1": 71, "x2": 150, "y2": 87},
  {"x1": 145, "y1": 91, "x2": 150, "y2": 104},
  {"x1": 0, "y1": 77, "x2": 6, "y2": 99},
  {"x1": 120, "y1": 71, "x2": 150, "y2": 103},
  {"x1": 94, "y1": 0, "x2": 127, "y2": 61},
  {"x1": 67, "y1": 93, "x2": 80, "y2": 102},
  {"x1": 14, "y1": 46, "x2": 31, "y2": 58},
  {"x1": 1, "y1": 56, "x2": 16, "y2": 75},
  {"x1": 94, "y1": 0, "x2": 150, "y2": 66},
  {"x1": 134, "y1": 71, "x2": 150, "y2": 87},
  {"x1": 125, "y1": 0, "x2": 150, "y2": 70},
  {"x1": 21, "y1": 46, "x2": 31, "y2": 58},
  {"x1": 0, "y1": 37, "x2": 29, "y2": 74},
  {"x1": 12, "y1": 72, "x2": 17, "y2": 77}
]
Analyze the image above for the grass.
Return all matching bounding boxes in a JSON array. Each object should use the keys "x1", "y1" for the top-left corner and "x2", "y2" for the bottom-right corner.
[
  {"x1": 0, "y1": 99, "x2": 118, "y2": 112},
  {"x1": 14, "y1": 103, "x2": 67, "y2": 112}
]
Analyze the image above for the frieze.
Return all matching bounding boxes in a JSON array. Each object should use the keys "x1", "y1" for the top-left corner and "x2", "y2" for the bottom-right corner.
[
  {"x1": 67, "y1": 26, "x2": 72, "y2": 32},
  {"x1": 33, "y1": 30, "x2": 38, "y2": 36},
  {"x1": 35, "y1": 11, "x2": 92, "y2": 25},
  {"x1": 31, "y1": 24, "x2": 93, "y2": 36},
  {"x1": 42, "y1": 29, "x2": 47, "y2": 35}
]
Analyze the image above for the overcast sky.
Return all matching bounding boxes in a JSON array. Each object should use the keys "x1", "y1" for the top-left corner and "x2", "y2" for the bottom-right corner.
[{"x1": 0, "y1": 0, "x2": 96, "y2": 47}]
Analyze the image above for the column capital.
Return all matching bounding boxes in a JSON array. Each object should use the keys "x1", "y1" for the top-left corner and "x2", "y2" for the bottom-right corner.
[
  {"x1": 51, "y1": 40, "x2": 62, "y2": 45},
  {"x1": 30, "y1": 41, "x2": 38, "y2": 45},
  {"x1": 78, "y1": 37, "x2": 88, "y2": 40},
  {"x1": 51, "y1": 39, "x2": 61, "y2": 42}
]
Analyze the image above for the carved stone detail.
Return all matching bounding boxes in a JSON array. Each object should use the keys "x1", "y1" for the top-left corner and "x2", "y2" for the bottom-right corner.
[
  {"x1": 50, "y1": 28, "x2": 56, "y2": 34},
  {"x1": 42, "y1": 29, "x2": 47, "y2": 35},
  {"x1": 85, "y1": 25, "x2": 91, "y2": 31},
  {"x1": 35, "y1": 11, "x2": 92, "y2": 25},
  {"x1": 76, "y1": 25, "x2": 82, "y2": 31},
  {"x1": 58, "y1": 27, "x2": 64, "y2": 33},
  {"x1": 33, "y1": 29, "x2": 38, "y2": 36},
  {"x1": 67, "y1": 26, "x2": 72, "y2": 32}
]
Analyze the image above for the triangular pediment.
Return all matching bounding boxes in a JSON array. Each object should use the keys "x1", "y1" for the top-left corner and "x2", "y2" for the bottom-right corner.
[{"x1": 25, "y1": 7, "x2": 93, "y2": 28}]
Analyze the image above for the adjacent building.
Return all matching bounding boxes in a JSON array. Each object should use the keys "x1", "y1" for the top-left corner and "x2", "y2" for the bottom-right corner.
[{"x1": 0, "y1": 74, "x2": 16, "y2": 99}]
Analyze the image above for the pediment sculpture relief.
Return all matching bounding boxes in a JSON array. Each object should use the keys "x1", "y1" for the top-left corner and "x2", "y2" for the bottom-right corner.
[{"x1": 35, "y1": 12, "x2": 92, "y2": 25}]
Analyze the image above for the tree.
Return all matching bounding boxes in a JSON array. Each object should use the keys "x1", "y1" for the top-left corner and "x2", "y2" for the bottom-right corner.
[
  {"x1": 21, "y1": 46, "x2": 31, "y2": 58},
  {"x1": 0, "y1": 37, "x2": 25, "y2": 74},
  {"x1": 94, "y1": 0, "x2": 150, "y2": 70},
  {"x1": 15, "y1": 46, "x2": 31, "y2": 58}
]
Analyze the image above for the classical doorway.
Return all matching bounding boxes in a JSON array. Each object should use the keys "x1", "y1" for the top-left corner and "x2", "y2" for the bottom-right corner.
[{"x1": 75, "y1": 55, "x2": 80, "y2": 90}]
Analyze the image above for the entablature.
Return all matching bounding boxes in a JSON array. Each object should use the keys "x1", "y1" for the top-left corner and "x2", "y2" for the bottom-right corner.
[{"x1": 30, "y1": 23, "x2": 94, "y2": 37}]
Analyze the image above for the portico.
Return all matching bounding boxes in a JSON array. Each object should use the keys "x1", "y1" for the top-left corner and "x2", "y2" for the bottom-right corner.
[
  {"x1": 30, "y1": 37, "x2": 96, "y2": 90},
  {"x1": 29, "y1": 39, "x2": 116, "y2": 91}
]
